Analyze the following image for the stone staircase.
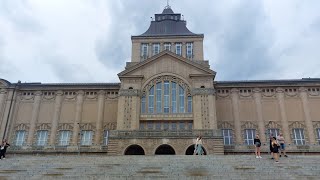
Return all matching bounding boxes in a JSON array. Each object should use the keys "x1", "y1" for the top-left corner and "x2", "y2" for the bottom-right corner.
[
  {"x1": 106, "y1": 139, "x2": 119, "y2": 155},
  {"x1": 0, "y1": 154, "x2": 320, "y2": 179}
]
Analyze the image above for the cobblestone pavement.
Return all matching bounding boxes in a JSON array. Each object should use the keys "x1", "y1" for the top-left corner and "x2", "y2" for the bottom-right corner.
[{"x1": 0, "y1": 154, "x2": 319, "y2": 180}]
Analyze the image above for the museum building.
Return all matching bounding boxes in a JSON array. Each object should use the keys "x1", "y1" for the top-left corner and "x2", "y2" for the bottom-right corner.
[{"x1": 1, "y1": 6, "x2": 320, "y2": 155}]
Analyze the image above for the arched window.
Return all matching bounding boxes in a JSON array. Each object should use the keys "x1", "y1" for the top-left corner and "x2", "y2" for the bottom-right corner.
[{"x1": 141, "y1": 76, "x2": 192, "y2": 114}]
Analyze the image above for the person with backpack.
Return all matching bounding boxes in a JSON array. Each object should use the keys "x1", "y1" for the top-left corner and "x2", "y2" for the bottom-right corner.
[{"x1": 254, "y1": 135, "x2": 262, "y2": 158}]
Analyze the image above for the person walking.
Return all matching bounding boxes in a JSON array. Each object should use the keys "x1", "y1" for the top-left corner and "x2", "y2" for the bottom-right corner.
[
  {"x1": 0, "y1": 139, "x2": 10, "y2": 160},
  {"x1": 277, "y1": 133, "x2": 288, "y2": 157},
  {"x1": 194, "y1": 136, "x2": 204, "y2": 155},
  {"x1": 271, "y1": 137, "x2": 280, "y2": 163},
  {"x1": 269, "y1": 133, "x2": 275, "y2": 159},
  {"x1": 254, "y1": 135, "x2": 262, "y2": 158}
]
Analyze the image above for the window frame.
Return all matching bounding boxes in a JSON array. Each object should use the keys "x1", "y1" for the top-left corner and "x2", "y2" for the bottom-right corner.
[
  {"x1": 244, "y1": 129, "x2": 256, "y2": 145},
  {"x1": 58, "y1": 130, "x2": 71, "y2": 146},
  {"x1": 152, "y1": 43, "x2": 160, "y2": 55},
  {"x1": 292, "y1": 128, "x2": 305, "y2": 145},
  {"x1": 222, "y1": 129, "x2": 233, "y2": 145},
  {"x1": 37, "y1": 130, "x2": 48, "y2": 146},
  {"x1": 81, "y1": 130, "x2": 93, "y2": 146},
  {"x1": 175, "y1": 43, "x2": 182, "y2": 56},
  {"x1": 186, "y1": 42, "x2": 193, "y2": 59},
  {"x1": 15, "y1": 130, "x2": 26, "y2": 146}
]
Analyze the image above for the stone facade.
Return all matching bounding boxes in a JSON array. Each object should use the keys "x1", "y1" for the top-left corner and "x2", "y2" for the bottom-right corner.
[{"x1": 1, "y1": 6, "x2": 320, "y2": 155}]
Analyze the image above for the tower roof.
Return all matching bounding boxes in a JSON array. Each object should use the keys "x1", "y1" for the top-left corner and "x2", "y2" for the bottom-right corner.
[{"x1": 133, "y1": 6, "x2": 203, "y2": 38}]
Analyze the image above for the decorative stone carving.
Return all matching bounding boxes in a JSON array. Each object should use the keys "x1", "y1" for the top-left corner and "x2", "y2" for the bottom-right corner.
[
  {"x1": 119, "y1": 89, "x2": 140, "y2": 96},
  {"x1": 191, "y1": 88, "x2": 215, "y2": 96}
]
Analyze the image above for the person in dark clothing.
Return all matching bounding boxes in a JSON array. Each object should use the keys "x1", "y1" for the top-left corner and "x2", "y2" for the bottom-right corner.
[
  {"x1": 254, "y1": 135, "x2": 262, "y2": 158},
  {"x1": 271, "y1": 137, "x2": 280, "y2": 163},
  {"x1": 269, "y1": 134, "x2": 275, "y2": 159},
  {"x1": 0, "y1": 139, "x2": 10, "y2": 160}
]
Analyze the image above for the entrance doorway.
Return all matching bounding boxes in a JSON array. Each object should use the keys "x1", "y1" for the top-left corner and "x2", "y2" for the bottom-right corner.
[
  {"x1": 124, "y1": 145, "x2": 145, "y2": 155},
  {"x1": 155, "y1": 144, "x2": 175, "y2": 155},
  {"x1": 185, "y1": 144, "x2": 207, "y2": 155}
]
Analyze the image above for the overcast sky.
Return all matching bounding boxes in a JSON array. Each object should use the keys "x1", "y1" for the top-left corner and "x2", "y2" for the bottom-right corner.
[{"x1": 0, "y1": 0, "x2": 319, "y2": 83}]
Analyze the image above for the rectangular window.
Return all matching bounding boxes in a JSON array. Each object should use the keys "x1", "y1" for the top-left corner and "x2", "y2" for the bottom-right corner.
[
  {"x1": 141, "y1": 96, "x2": 146, "y2": 113},
  {"x1": 179, "y1": 86, "x2": 185, "y2": 113},
  {"x1": 164, "y1": 43, "x2": 171, "y2": 51},
  {"x1": 147, "y1": 122, "x2": 153, "y2": 130},
  {"x1": 175, "y1": 43, "x2": 182, "y2": 56},
  {"x1": 139, "y1": 123, "x2": 145, "y2": 130},
  {"x1": 155, "y1": 122, "x2": 161, "y2": 130},
  {"x1": 293, "y1": 128, "x2": 305, "y2": 145},
  {"x1": 187, "y1": 96, "x2": 192, "y2": 113},
  {"x1": 152, "y1": 43, "x2": 160, "y2": 55},
  {"x1": 103, "y1": 130, "x2": 109, "y2": 145},
  {"x1": 268, "y1": 128, "x2": 279, "y2": 137},
  {"x1": 148, "y1": 86, "x2": 154, "y2": 113},
  {"x1": 141, "y1": 43, "x2": 148, "y2": 60},
  {"x1": 164, "y1": 81, "x2": 170, "y2": 113},
  {"x1": 171, "y1": 122, "x2": 177, "y2": 131},
  {"x1": 59, "y1": 130, "x2": 71, "y2": 146},
  {"x1": 188, "y1": 122, "x2": 193, "y2": 130},
  {"x1": 179, "y1": 122, "x2": 185, "y2": 130},
  {"x1": 222, "y1": 129, "x2": 233, "y2": 145},
  {"x1": 156, "y1": 83, "x2": 162, "y2": 113},
  {"x1": 317, "y1": 128, "x2": 320, "y2": 145},
  {"x1": 186, "y1": 42, "x2": 193, "y2": 59},
  {"x1": 15, "y1": 130, "x2": 26, "y2": 146},
  {"x1": 171, "y1": 82, "x2": 177, "y2": 113},
  {"x1": 37, "y1": 130, "x2": 48, "y2": 146},
  {"x1": 163, "y1": 122, "x2": 169, "y2": 130},
  {"x1": 81, "y1": 130, "x2": 93, "y2": 146},
  {"x1": 244, "y1": 129, "x2": 256, "y2": 145}
]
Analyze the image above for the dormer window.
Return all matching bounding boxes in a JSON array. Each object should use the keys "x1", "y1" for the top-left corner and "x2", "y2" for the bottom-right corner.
[
  {"x1": 186, "y1": 42, "x2": 193, "y2": 59},
  {"x1": 141, "y1": 43, "x2": 149, "y2": 61},
  {"x1": 164, "y1": 43, "x2": 171, "y2": 51},
  {"x1": 175, "y1": 43, "x2": 182, "y2": 56},
  {"x1": 152, "y1": 43, "x2": 160, "y2": 55}
]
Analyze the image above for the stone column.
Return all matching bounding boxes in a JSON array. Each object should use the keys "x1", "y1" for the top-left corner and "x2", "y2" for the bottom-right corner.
[
  {"x1": 148, "y1": 43, "x2": 152, "y2": 58},
  {"x1": 276, "y1": 88, "x2": 291, "y2": 143},
  {"x1": 71, "y1": 91, "x2": 84, "y2": 145},
  {"x1": 94, "y1": 90, "x2": 105, "y2": 145},
  {"x1": 299, "y1": 87, "x2": 316, "y2": 144},
  {"x1": 231, "y1": 88, "x2": 242, "y2": 144},
  {"x1": 49, "y1": 91, "x2": 63, "y2": 146},
  {"x1": 0, "y1": 89, "x2": 7, "y2": 124},
  {"x1": 26, "y1": 91, "x2": 42, "y2": 146},
  {"x1": 253, "y1": 88, "x2": 266, "y2": 143}
]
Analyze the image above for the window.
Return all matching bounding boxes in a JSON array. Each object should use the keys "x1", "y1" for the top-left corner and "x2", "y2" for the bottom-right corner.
[
  {"x1": 187, "y1": 96, "x2": 192, "y2": 113},
  {"x1": 141, "y1": 95, "x2": 146, "y2": 113},
  {"x1": 155, "y1": 122, "x2": 161, "y2": 130},
  {"x1": 103, "y1": 130, "x2": 109, "y2": 145},
  {"x1": 141, "y1": 43, "x2": 148, "y2": 60},
  {"x1": 139, "y1": 123, "x2": 145, "y2": 130},
  {"x1": 81, "y1": 130, "x2": 93, "y2": 146},
  {"x1": 317, "y1": 128, "x2": 320, "y2": 145},
  {"x1": 37, "y1": 130, "x2": 48, "y2": 146},
  {"x1": 244, "y1": 129, "x2": 256, "y2": 145},
  {"x1": 147, "y1": 122, "x2": 153, "y2": 130},
  {"x1": 268, "y1": 128, "x2": 279, "y2": 138},
  {"x1": 293, "y1": 128, "x2": 305, "y2": 145},
  {"x1": 163, "y1": 122, "x2": 169, "y2": 130},
  {"x1": 222, "y1": 129, "x2": 233, "y2": 145},
  {"x1": 171, "y1": 82, "x2": 177, "y2": 113},
  {"x1": 179, "y1": 86, "x2": 185, "y2": 113},
  {"x1": 188, "y1": 122, "x2": 193, "y2": 130},
  {"x1": 171, "y1": 122, "x2": 177, "y2": 131},
  {"x1": 164, "y1": 81, "x2": 170, "y2": 113},
  {"x1": 179, "y1": 122, "x2": 185, "y2": 130},
  {"x1": 164, "y1": 43, "x2": 171, "y2": 51},
  {"x1": 15, "y1": 130, "x2": 26, "y2": 146},
  {"x1": 59, "y1": 130, "x2": 71, "y2": 146},
  {"x1": 156, "y1": 83, "x2": 162, "y2": 113},
  {"x1": 175, "y1": 43, "x2": 182, "y2": 56},
  {"x1": 148, "y1": 86, "x2": 154, "y2": 113},
  {"x1": 186, "y1": 42, "x2": 193, "y2": 59},
  {"x1": 152, "y1": 43, "x2": 160, "y2": 55}
]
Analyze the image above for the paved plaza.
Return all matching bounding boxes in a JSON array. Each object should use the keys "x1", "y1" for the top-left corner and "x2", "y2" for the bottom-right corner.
[{"x1": 0, "y1": 154, "x2": 319, "y2": 179}]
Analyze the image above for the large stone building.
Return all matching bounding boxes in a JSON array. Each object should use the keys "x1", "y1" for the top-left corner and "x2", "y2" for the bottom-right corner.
[{"x1": 1, "y1": 6, "x2": 320, "y2": 155}]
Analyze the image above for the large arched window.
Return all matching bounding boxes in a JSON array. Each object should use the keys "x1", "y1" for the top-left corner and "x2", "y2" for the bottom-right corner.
[{"x1": 141, "y1": 76, "x2": 192, "y2": 114}]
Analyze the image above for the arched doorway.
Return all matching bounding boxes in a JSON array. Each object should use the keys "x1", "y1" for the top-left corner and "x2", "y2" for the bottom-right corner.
[
  {"x1": 155, "y1": 144, "x2": 175, "y2": 155},
  {"x1": 185, "y1": 144, "x2": 207, "y2": 155},
  {"x1": 124, "y1": 145, "x2": 145, "y2": 155}
]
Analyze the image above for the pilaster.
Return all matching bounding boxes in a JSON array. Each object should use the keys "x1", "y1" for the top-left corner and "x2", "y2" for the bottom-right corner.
[
  {"x1": 94, "y1": 90, "x2": 105, "y2": 145},
  {"x1": 253, "y1": 88, "x2": 266, "y2": 143},
  {"x1": 26, "y1": 91, "x2": 42, "y2": 145},
  {"x1": 231, "y1": 88, "x2": 242, "y2": 144},
  {"x1": 49, "y1": 91, "x2": 63, "y2": 146},
  {"x1": 276, "y1": 88, "x2": 291, "y2": 143},
  {"x1": 299, "y1": 87, "x2": 316, "y2": 144},
  {"x1": 71, "y1": 91, "x2": 84, "y2": 145}
]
